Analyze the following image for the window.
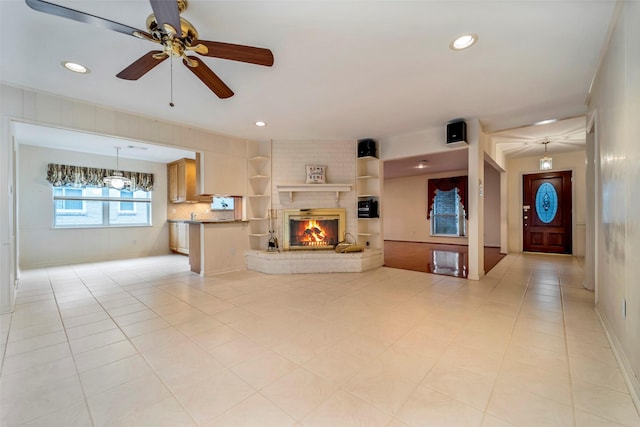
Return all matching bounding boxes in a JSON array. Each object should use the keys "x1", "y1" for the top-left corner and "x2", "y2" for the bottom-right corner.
[
  {"x1": 430, "y1": 188, "x2": 466, "y2": 236},
  {"x1": 54, "y1": 188, "x2": 85, "y2": 213},
  {"x1": 53, "y1": 187, "x2": 151, "y2": 228},
  {"x1": 427, "y1": 176, "x2": 468, "y2": 237},
  {"x1": 118, "y1": 191, "x2": 135, "y2": 213}
]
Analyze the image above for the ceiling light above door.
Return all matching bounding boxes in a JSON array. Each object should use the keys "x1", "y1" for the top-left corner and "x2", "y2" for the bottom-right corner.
[{"x1": 415, "y1": 160, "x2": 429, "y2": 169}]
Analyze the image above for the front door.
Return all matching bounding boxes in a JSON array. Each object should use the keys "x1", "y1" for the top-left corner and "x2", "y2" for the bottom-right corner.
[{"x1": 523, "y1": 171, "x2": 572, "y2": 254}]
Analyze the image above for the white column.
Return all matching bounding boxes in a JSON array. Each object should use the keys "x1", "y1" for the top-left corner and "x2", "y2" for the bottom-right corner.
[
  {"x1": 467, "y1": 119, "x2": 484, "y2": 280},
  {"x1": 500, "y1": 170, "x2": 508, "y2": 254}
]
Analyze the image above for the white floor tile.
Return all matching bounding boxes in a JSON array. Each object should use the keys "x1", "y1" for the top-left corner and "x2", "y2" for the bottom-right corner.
[{"x1": 5, "y1": 254, "x2": 638, "y2": 426}]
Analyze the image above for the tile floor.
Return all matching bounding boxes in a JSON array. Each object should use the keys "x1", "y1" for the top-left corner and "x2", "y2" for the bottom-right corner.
[{"x1": 1, "y1": 253, "x2": 638, "y2": 426}]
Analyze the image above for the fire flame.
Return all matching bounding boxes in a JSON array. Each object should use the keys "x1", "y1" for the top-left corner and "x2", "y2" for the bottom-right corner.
[{"x1": 301, "y1": 220, "x2": 327, "y2": 244}]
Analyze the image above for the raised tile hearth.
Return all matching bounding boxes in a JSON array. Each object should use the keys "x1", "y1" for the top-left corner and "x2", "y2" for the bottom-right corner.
[{"x1": 245, "y1": 249, "x2": 383, "y2": 274}]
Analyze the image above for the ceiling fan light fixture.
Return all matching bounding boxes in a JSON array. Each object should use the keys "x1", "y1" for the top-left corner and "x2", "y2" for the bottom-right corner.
[
  {"x1": 62, "y1": 61, "x2": 89, "y2": 74},
  {"x1": 450, "y1": 34, "x2": 478, "y2": 51}
]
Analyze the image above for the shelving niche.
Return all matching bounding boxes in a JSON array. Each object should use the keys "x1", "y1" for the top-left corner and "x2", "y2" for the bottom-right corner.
[
  {"x1": 247, "y1": 142, "x2": 272, "y2": 250},
  {"x1": 356, "y1": 153, "x2": 382, "y2": 250}
]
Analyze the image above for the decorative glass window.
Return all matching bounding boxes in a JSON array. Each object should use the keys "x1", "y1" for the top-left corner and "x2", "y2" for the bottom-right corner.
[
  {"x1": 427, "y1": 176, "x2": 468, "y2": 237},
  {"x1": 53, "y1": 187, "x2": 151, "y2": 228},
  {"x1": 535, "y1": 182, "x2": 558, "y2": 223}
]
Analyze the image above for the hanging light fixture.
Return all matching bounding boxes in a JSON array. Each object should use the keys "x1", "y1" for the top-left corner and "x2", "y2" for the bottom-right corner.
[
  {"x1": 104, "y1": 147, "x2": 131, "y2": 190},
  {"x1": 539, "y1": 140, "x2": 553, "y2": 171}
]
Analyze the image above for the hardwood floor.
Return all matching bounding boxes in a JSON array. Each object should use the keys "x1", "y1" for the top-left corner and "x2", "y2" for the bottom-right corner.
[{"x1": 384, "y1": 241, "x2": 506, "y2": 278}]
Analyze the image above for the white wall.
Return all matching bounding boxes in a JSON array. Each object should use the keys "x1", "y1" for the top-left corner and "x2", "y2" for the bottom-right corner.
[
  {"x1": 505, "y1": 150, "x2": 587, "y2": 255},
  {"x1": 383, "y1": 170, "x2": 468, "y2": 244},
  {"x1": 271, "y1": 140, "x2": 357, "y2": 241},
  {"x1": 588, "y1": 0, "x2": 640, "y2": 403},
  {"x1": 18, "y1": 145, "x2": 169, "y2": 268}
]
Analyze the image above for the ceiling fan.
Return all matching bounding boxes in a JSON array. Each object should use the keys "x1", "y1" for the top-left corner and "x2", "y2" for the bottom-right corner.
[{"x1": 25, "y1": 0, "x2": 274, "y2": 99}]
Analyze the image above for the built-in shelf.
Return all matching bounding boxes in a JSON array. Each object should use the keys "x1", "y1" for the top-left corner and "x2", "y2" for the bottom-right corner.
[
  {"x1": 247, "y1": 143, "x2": 272, "y2": 250},
  {"x1": 277, "y1": 184, "x2": 352, "y2": 202},
  {"x1": 357, "y1": 146, "x2": 382, "y2": 253}
]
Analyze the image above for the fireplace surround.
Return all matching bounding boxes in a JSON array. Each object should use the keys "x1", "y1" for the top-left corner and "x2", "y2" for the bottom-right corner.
[{"x1": 282, "y1": 208, "x2": 346, "y2": 250}]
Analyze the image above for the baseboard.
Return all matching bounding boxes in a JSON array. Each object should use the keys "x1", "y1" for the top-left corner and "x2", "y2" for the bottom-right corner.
[{"x1": 595, "y1": 306, "x2": 640, "y2": 413}]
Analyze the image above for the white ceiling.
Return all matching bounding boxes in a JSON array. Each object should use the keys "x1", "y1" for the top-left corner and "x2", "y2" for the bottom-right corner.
[
  {"x1": 384, "y1": 148, "x2": 468, "y2": 179},
  {"x1": 1, "y1": 1, "x2": 608, "y2": 171}
]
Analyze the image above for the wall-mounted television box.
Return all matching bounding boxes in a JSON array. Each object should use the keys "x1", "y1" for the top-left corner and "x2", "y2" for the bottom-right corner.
[{"x1": 211, "y1": 196, "x2": 234, "y2": 210}]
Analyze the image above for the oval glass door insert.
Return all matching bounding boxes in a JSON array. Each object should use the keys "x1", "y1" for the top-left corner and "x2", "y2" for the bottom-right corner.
[{"x1": 535, "y1": 182, "x2": 558, "y2": 223}]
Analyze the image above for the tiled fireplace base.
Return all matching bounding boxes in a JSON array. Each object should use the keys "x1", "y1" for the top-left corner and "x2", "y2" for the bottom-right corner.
[{"x1": 245, "y1": 249, "x2": 383, "y2": 274}]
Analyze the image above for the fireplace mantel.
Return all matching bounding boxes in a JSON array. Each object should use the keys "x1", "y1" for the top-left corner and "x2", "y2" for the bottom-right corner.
[{"x1": 277, "y1": 184, "x2": 352, "y2": 202}]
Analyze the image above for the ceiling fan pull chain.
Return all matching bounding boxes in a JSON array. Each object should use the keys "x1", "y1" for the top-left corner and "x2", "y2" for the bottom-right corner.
[{"x1": 169, "y1": 55, "x2": 175, "y2": 107}]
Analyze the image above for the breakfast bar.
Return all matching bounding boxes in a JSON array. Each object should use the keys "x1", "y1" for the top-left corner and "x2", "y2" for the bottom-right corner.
[{"x1": 187, "y1": 220, "x2": 249, "y2": 276}]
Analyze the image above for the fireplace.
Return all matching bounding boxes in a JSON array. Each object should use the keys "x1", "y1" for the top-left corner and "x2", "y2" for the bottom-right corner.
[{"x1": 282, "y1": 208, "x2": 346, "y2": 250}]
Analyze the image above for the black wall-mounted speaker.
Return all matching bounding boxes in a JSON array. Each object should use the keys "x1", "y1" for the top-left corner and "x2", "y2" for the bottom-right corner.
[
  {"x1": 446, "y1": 121, "x2": 467, "y2": 145},
  {"x1": 357, "y1": 138, "x2": 377, "y2": 158}
]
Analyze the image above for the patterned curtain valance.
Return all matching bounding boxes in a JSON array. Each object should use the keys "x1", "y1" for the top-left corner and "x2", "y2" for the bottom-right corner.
[
  {"x1": 46, "y1": 163, "x2": 154, "y2": 191},
  {"x1": 427, "y1": 175, "x2": 468, "y2": 219}
]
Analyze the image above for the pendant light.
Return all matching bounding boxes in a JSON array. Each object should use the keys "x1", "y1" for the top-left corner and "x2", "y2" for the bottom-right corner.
[
  {"x1": 104, "y1": 147, "x2": 131, "y2": 190},
  {"x1": 539, "y1": 140, "x2": 553, "y2": 171}
]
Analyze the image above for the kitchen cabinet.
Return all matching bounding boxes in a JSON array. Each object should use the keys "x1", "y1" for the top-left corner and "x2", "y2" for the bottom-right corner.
[
  {"x1": 196, "y1": 151, "x2": 246, "y2": 196},
  {"x1": 169, "y1": 222, "x2": 178, "y2": 251},
  {"x1": 168, "y1": 158, "x2": 196, "y2": 203},
  {"x1": 169, "y1": 221, "x2": 189, "y2": 255}
]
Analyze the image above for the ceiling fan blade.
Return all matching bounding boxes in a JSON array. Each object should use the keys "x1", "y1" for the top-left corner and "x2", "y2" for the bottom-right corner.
[
  {"x1": 149, "y1": 0, "x2": 181, "y2": 35},
  {"x1": 25, "y1": 0, "x2": 151, "y2": 39},
  {"x1": 117, "y1": 51, "x2": 168, "y2": 80},
  {"x1": 183, "y1": 57, "x2": 234, "y2": 99},
  {"x1": 193, "y1": 40, "x2": 274, "y2": 67}
]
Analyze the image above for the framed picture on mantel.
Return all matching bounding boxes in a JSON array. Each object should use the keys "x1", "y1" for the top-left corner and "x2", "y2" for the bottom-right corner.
[{"x1": 306, "y1": 165, "x2": 326, "y2": 184}]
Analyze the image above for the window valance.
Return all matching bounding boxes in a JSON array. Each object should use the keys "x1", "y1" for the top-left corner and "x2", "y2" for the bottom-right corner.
[
  {"x1": 427, "y1": 176, "x2": 468, "y2": 219},
  {"x1": 46, "y1": 163, "x2": 154, "y2": 191}
]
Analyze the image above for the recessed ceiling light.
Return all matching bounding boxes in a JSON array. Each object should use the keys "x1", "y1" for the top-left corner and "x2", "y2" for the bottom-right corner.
[
  {"x1": 254, "y1": 121, "x2": 267, "y2": 127},
  {"x1": 450, "y1": 34, "x2": 478, "y2": 51},
  {"x1": 533, "y1": 118, "x2": 558, "y2": 126},
  {"x1": 415, "y1": 160, "x2": 430, "y2": 169},
  {"x1": 62, "y1": 61, "x2": 89, "y2": 74}
]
